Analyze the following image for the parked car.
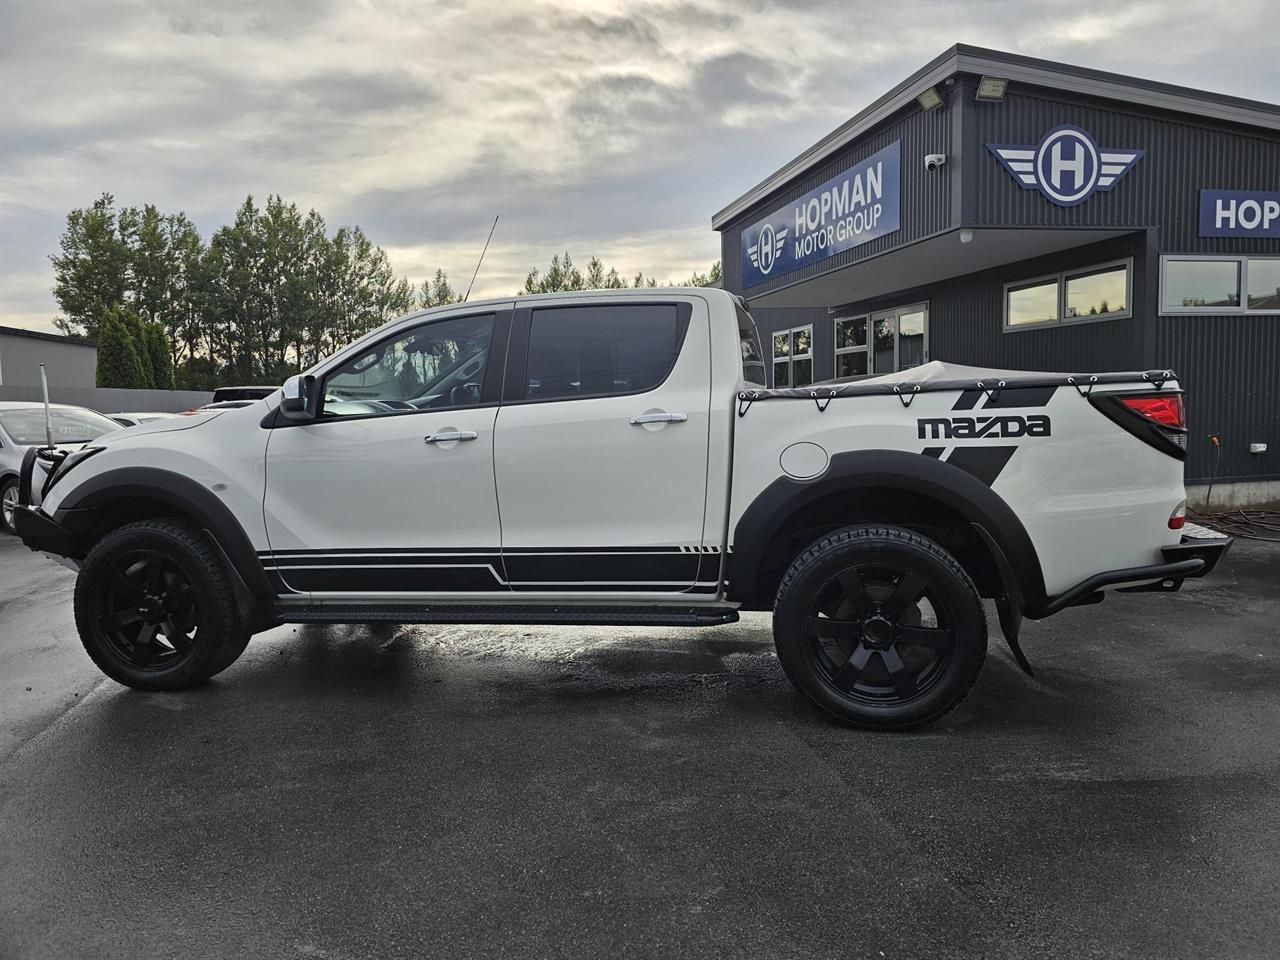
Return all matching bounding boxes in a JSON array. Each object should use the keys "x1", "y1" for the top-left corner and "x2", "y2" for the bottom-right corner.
[
  {"x1": 11, "y1": 289, "x2": 1231, "y2": 728},
  {"x1": 0, "y1": 402, "x2": 123, "y2": 533},
  {"x1": 211, "y1": 386, "x2": 277, "y2": 403},
  {"x1": 107, "y1": 412, "x2": 184, "y2": 428},
  {"x1": 179, "y1": 399, "x2": 263, "y2": 415}
]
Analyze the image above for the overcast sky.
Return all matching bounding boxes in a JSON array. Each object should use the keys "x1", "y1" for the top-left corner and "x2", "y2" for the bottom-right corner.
[{"x1": 2, "y1": 0, "x2": 1277, "y2": 333}]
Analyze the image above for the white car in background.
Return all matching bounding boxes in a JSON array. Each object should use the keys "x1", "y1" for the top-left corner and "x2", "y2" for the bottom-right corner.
[
  {"x1": 107, "y1": 412, "x2": 184, "y2": 428},
  {"x1": 0, "y1": 402, "x2": 123, "y2": 533}
]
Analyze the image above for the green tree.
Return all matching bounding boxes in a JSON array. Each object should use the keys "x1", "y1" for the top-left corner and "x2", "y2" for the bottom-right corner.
[
  {"x1": 144, "y1": 323, "x2": 176, "y2": 390},
  {"x1": 94, "y1": 305, "x2": 151, "y2": 388},
  {"x1": 420, "y1": 268, "x2": 462, "y2": 307},
  {"x1": 522, "y1": 252, "x2": 650, "y2": 294},
  {"x1": 683, "y1": 261, "x2": 722, "y2": 287},
  {"x1": 55, "y1": 191, "x2": 418, "y2": 386},
  {"x1": 51, "y1": 194, "x2": 131, "y2": 337}
]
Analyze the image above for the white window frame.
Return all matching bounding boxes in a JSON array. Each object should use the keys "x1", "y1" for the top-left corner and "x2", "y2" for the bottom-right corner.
[
  {"x1": 1159, "y1": 255, "x2": 1280, "y2": 316},
  {"x1": 771, "y1": 324, "x2": 813, "y2": 388},
  {"x1": 833, "y1": 315, "x2": 871, "y2": 379},
  {"x1": 1003, "y1": 258, "x2": 1133, "y2": 332}
]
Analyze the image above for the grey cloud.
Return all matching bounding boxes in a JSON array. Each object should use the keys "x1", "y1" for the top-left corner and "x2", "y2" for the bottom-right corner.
[
  {"x1": 296, "y1": 70, "x2": 440, "y2": 117},
  {"x1": 693, "y1": 51, "x2": 791, "y2": 112},
  {"x1": 561, "y1": 11, "x2": 662, "y2": 49},
  {"x1": 162, "y1": 0, "x2": 339, "y2": 39},
  {"x1": 3, "y1": 0, "x2": 1278, "y2": 331}
]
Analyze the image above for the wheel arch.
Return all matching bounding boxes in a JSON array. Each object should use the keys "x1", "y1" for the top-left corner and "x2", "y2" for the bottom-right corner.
[
  {"x1": 727, "y1": 449, "x2": 1046, "y2": 611},
  {"x1": 52, "y1": 467, "x2": 277, "y2": 620}
]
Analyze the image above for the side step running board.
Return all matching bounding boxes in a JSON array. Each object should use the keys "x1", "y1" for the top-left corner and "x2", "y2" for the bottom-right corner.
[{"x1": 274, "y1": 603, "x2": 740, "y2": 628}]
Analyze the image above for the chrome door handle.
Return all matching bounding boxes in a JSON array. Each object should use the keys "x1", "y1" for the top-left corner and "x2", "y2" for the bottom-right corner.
[
  {"x1": 425, "y1": 430, "x2": 479, "y2": 443},
  {"x1": 629, "y1": 412, "x2": 687, "y2": 425}
]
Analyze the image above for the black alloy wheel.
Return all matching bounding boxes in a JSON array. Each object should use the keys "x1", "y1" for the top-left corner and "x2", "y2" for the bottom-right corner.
[
  {"x1": 95, "y1": 550, "x2": 201, "y2": 672},
  {"x1": 74, "y1": 518, "x2": 250, "y2": 690},
  {"x1": 773, "y1": 525, "x2": 987, "y2": 730},
  {"x1": 806, "y1": 563, "x2": 956, "y2": 705}
]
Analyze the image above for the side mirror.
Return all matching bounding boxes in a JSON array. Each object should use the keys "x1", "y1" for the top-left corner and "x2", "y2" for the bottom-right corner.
[{"x1": 279, "y1": 374, "x2": 319, "y2": 422}]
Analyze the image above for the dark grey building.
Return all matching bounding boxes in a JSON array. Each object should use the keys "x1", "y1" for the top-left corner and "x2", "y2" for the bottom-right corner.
[{"x1": 713, "y1": 46, "x2": 1279, "y2": 505}]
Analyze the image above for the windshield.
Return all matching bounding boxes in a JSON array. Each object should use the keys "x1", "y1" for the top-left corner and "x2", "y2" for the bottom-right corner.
[{"x1": 0, "y1": 408, "x2": 121, "y2": 445}]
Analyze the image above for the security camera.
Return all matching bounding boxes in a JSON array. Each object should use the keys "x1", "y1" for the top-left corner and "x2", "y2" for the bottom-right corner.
[{"x1": 924, "y1": 154, "x2": 947, "y2": 172}]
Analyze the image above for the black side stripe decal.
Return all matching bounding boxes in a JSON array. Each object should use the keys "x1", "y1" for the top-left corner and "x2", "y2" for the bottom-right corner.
[
  {"x1": 953, "y1": 385, "x2": 1055, "y2": 411},
  {"x1": 980, "y1": 385, "x2": 1056, "y2": 409},
  {"x1": 943, "y1": 446, "x2": 1017, "y2": 486},
  {"x1": 257, "y1": 547, "x2": 720, "y2": 593}
]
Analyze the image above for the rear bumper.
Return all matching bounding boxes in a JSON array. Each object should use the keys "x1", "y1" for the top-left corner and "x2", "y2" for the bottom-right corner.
[{"x1": 1027, "y1": 529, "x2": 1233, "y2": 619}]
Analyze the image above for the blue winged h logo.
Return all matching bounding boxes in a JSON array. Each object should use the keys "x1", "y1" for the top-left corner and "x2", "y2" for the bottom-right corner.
[
  {"x1": 747, "y1": 223, "x2": 788, "y2": 276},
  {"x1": 988, "y1": 126, "x2": 1144, "y2": 207}
]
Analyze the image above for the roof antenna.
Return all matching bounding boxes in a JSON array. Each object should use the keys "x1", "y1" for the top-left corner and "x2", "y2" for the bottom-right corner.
[
  {"x1": 463, "y1": 214, "x2": 499, "y2": 302},
  {"x1": 40, "y1": 363, "x2": 54, "y2": 450}
]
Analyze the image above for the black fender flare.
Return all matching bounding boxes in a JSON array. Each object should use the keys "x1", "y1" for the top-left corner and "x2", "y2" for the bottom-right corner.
[
  {"x1": 53, "y1": 466, "x2": 277, "y2": 617},
  {"x1": 727, "y1": 449, "x2": 1047, "y2": 612}
]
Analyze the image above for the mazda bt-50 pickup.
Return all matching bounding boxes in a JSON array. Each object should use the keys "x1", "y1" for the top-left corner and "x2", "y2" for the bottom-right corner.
[{"x1": 13, "y1": 288, "x2": 1231, "y2": 728}]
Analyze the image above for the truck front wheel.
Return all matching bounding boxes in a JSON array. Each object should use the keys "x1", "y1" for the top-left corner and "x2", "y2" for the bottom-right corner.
[
  {"x1": 772, "y1": 525, "x2": 987, "y2": 730},
  {"x1": 74, "y1": 518, "x2": 250, "y2": 691}
]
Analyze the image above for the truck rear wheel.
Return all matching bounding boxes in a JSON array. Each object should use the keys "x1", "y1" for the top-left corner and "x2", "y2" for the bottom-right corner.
[
  {"x1": 74, "y1": 518, "x2": 250, "y2": 691},
  {"x1": 772, "y1": 525, "x2": 987, "y2": 730}
]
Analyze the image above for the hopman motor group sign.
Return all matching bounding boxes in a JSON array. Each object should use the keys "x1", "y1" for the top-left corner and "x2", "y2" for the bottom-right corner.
[
  {"x1": 1199, "y1": 189, "x2": 1280, "y2": 238},
  {"x1": 740, "y1": 141, "x2": 901, "y2": 289}
]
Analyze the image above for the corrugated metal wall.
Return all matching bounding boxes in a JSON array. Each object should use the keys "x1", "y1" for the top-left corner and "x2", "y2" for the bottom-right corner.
[
  {"x1": 967, "y1": 86, "x2": 1280, "y2": 242},
  {"x1": 966, "y1": 85, "x2": 1280, "y2": 481},
  {"x1": 1152, "y1": 317, "x2": 1280, "y2": 482}
]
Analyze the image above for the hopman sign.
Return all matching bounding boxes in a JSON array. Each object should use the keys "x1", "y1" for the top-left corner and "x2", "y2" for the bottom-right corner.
[
  {"x1": 740, "y1": 141, "x2": 901, "y2": 289},
  {"x1": 1199, "y1": 189, "x2": 1280, "y2": 238},
  {"x1": 988, "y1": 126, "x2": 1143, "y2": 207}
]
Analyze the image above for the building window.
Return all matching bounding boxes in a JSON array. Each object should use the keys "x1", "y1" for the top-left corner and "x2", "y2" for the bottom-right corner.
[
  {"x1": 772, "y1": 325, "x2": 812, "y2": 387},
  {"x1": 1004, "y1": 259, "x2": 1132, "y2": 331},
  {"x1": 1007, "y1": 278, "x2": 1060, "y2": 327},
  {"x1": 1160, "y1": 256, "x2": 1280, "y2": 315},
  {"x1": 833, "y1": 305, "x2": 928, "y2": 376},
  {"x1": 834, "y1": 316, "x2": 870, "y2": 378}
]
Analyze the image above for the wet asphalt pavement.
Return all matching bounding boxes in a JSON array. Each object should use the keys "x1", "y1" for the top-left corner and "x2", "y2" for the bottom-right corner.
[{"x1": 1, "y1": 533, "x2": 1278, "y2": 959}]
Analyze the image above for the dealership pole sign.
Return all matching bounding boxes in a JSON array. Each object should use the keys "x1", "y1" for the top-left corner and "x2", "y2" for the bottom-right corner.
[
  {"x1": 1199, "y1": 190, "x2": 1280, "y2": 238},
  {"x1": 740, "y1": 140, "x2": 900, "y2": 289},
  {"x1": 988, "y1": 126, "x2": 1143, "y2": 206}
]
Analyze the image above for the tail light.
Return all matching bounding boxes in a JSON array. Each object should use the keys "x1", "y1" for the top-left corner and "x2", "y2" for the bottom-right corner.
[
  {"x1": 1088, "y1": 390, "x2": 1188, "y2": 460},
  {"x1": 1168, "y1": 500, "x2": 1186, "y2": 530},
  {"x1": 1120, "y1": 394, "x2": 1185, "y2": 429}
]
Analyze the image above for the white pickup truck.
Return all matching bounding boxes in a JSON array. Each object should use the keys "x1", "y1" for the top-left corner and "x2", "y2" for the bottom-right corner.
[{"x1": 14, "y1": 288, "x2": 1231, "y2": 728}]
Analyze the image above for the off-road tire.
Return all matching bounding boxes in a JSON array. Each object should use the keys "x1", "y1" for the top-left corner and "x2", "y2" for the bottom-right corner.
[
  {"x1": 74, "y1": 518, "x2": 250, "y2": 690},
  {"x1": 773, "y1": 524, "x2": 987, "y2": 730}
]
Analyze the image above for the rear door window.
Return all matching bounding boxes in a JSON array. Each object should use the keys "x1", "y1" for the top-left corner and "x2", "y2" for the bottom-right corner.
[
  {"x1": 735, "y1": 301, "x2": 767, "y2": 386},
  {"x1": 524, "y1": 304, "x2": 688, "y2": 402}
]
